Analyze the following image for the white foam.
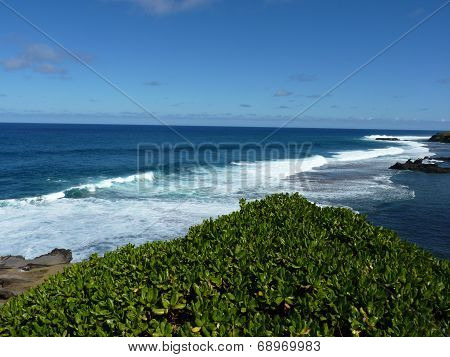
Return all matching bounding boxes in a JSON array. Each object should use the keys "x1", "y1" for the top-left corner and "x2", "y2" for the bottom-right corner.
[
  {"x1": 233, "y1": 155, "x2": 328, "y2": 178},
  {"x1": 356, "y1": 134, "x2": 432, "y2": 160},
  {"x1": 0, "y1": 197, "x2": 235, "y2": 261},
  {"x1": 296, "y1": 155, "x2": 329, "y2": 172},
  {"x1": 96, "y1": 172, "x2": 154, "y2": 189},
  {"x1": 0, "y1": 172, "x2": 155, "y2": 205},
  {"x1": 40, "y1": 191, "x2": 66, "y2": 202},
  {"x1": 332, "y1": 147, "x2": 405, "y2": 162},
  {"x1": 364, "y1": 134, "x2": 430, "y2": 141}
]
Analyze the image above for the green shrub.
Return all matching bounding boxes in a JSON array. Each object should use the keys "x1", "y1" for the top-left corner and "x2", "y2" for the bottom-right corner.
[{"x1": 0, "y1": 193, "x2": 448, "y2": 336}]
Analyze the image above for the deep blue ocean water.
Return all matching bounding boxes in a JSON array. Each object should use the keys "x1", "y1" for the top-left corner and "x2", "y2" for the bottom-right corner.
[{"x1": 0, "y1": 123, "x2": 448, "y2": 260}]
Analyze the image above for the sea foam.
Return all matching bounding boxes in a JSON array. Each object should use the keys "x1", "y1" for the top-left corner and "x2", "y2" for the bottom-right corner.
[
  {"x1": 1, "y1": 171, "x2": 155, "y2": 206},
  {"x1": 232, "y1": 155, "x2": 328, "y2": 179},
  {"x1": 331, "y1": 147, "x2": 405, "y2": 162},
  {"x1": 363, "y1": 134, "x2": 430, "y2": 141}
]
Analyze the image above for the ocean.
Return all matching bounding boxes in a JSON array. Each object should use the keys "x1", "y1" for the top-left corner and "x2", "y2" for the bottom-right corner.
[{"x1": 0, "y1": 123, "x2": 448, "y2": 260}]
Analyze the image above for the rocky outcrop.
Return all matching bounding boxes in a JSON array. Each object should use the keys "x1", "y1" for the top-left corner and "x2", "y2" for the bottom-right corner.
[
  {"x1": 375, "y1": 137, "x2": 400, "y2": 141},
  {"x1": 428, "y1": 131, "x2": 450, "y2": 143},
  {"x1": 0, "y1": 249, "x2": 72, "y2": 304},
  {"x1": 389, "y1": 159, "x2": 450, "y2": 173}
]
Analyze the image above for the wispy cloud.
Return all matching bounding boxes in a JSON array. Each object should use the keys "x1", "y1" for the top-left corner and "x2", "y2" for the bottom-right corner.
[
  {"x1": 278, "y1": 105, "x2": 289, "y2": 109},
  {"x1": 240, "y1": 103, "x2": 252, "y2": 108},
  {"x1": 1, "y1": 57, "x2": 29, "y2": 70},
  {"x1": 289, "y1": 73, "x2": 317, "y2": 82},
  {"x1": 408, "y1": 7, "x2": 425, "y2": 18},
  {"x1": 144, "y1": 80, "x2": 162, "y2": 86},
  {"x1": 0, "y1": 43, "x2": 73, "y2": 78},
  {"x1": 274, "y1": 89, "x2": 293, "y2": 97},
  {"x1": 438, "y1": 76, "x2": 450, "y2": 84},
  {"x1": 34, "y1": 63, "x2": 67, "y2": 75},
  {"x1": 118, "y1": 0, "x2": 215, "y2": 15}
]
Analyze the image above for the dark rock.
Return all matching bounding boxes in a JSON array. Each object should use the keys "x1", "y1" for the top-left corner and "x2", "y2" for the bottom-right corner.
[
  {"x1": 375, "y1": 137, "x2": 400, "y2": 141},
  {"x1": 429, "y1": 131, "x2": 450, "y2": 143},
  {"x1": 389, "y1": 158, "x2": 450, "y2": 173}
]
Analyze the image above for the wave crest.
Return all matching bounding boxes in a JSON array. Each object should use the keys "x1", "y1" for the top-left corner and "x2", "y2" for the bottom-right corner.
[
  {"x1": 364, "y1": 134, "x2": 430, "y2": 141},
  {"x1": 332, "y1": 147, "x2": 405, "y2": 162},
  {"x1": 1, "y1": 172, "x2": 155, "y2": 205}
]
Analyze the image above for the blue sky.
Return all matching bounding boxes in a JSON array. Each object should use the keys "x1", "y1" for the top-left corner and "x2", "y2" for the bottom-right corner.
[{"x1": 0, "y1": 0, "x2": 449, "y2": 129}]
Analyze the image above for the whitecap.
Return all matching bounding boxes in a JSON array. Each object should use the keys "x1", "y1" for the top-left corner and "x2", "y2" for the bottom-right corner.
[
  {"x1": 0, "y1": 171, "x2": 155, "y2": 206},
  {"x1": 331, "y1": 147, "x2": 405, "y2": 162},
  {"x1": 364, "y1": 134, "x2": 430, "y2": 141}
]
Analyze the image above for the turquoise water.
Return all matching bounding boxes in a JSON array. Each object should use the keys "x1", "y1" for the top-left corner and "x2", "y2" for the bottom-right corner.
[{"x1": 0, "y1": 123, "x2": 448, "y2": 260}]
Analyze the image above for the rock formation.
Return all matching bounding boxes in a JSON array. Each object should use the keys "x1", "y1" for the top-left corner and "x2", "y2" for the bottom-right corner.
[
  {"x1": 0, "y1": 249, "x2": 72, "y2": 304},
  {"x1": 389, "y1": 158, "x2": 450, "y2": 173},
  {"x1": 428, "y1": 131, "x2": 450, "y2": 143}
]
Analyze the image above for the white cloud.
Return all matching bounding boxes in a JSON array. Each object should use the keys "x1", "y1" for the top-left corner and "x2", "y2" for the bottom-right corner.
[
  {"x1": 0, "y1": 43, "x2": 71, "y2": 77},
  {"x1": 34, "y1": 64, "x2": 67, "y2": 75},
  {"x1": 1, "y1": 57, "x2": 29, "y2": 70},
  {"x1": 25, "y1": 43, "x2": 61, "y2": 62}
]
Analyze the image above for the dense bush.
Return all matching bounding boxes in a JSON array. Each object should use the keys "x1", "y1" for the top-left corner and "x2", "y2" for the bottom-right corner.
[{"x1": 0, "y1": 193, "x2": 448, "y2": 336}]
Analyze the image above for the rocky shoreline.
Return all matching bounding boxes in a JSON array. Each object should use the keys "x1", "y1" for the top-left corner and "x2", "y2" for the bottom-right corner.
[
  {"x1": 428, "y1": 131, "x2": 450, "y2": 143},
  {"x1": 388, "y1": 132, "x2": 450, "y2": 173},
  {"x1": 389, "y1": 157, "x2": 450, "y2": 174},
  {"x1": 0, "y1": 249, "x2": 72, "y2": 304}
]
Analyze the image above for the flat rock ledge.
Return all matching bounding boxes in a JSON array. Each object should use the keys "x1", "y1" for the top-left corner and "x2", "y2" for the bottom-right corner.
[
  {"x1": 0, "y1": 249, "x2": 72, "y2": 304},
  {"x1": 389, "y1": 158, "x2": 450, "y2": 174}
]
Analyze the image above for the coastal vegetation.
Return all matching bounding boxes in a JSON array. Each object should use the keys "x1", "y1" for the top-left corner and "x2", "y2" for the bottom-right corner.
[{"x1": 0, "y1": 193, "x2": 448, "y2": 336}]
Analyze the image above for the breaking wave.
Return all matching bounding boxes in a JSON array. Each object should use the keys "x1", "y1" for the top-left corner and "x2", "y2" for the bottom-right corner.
[
  {"x1": 363, "y1": 134, "x2": 430, "y2": 141},
  {"x1": 1, "y1": 172, "x2": 155, "y2": 205},
  {"x1": 331, "y1": 147, "x2": 405, "y2": 162}
]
